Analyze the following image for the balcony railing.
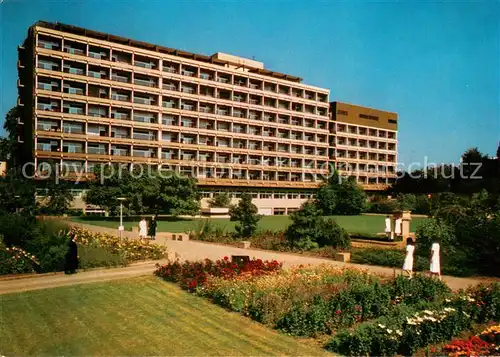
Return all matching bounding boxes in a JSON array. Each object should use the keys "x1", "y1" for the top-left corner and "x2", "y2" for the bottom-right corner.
[
  {"x1": 37, "y1": 83, "x2": 58, "y2": 91},
  {"x1": 181, "y1": 87, "x2": 195, "y2": 94},
  {"x1": 133, "y1": 151, "x2": 155, "y2": 158},
  {"x1": 64, "y1": 87, "x2": 85, "y2": 95},
  {"x1": 38, "y1": 63, "x2": 60, "y2": 71},
  {"x1": 134, "y1": 61, "x2": 155, "y2": 69},
  {"x1": 37, "y1": 104, "x2": 60, "y2": 112},
  {"x1": 163, "y1": 84, "x2": 177, "y2": 91},
  {"x1": 181, "y1": 104, "x2": 195, "y2": 111},
  {"x1": 112, "y1": 134, "x2": 130, "y2": 139},
  {"x1": 88, "y1": 147, "x2": 107, "y2": 155},
  {"x1": 217, "y1": 77, "x2": 230, "y2": 83},
  {"x1": 89, "y1": 52, "x2": 107, "y2": 59},
  {"x1": 37, "y1": 144, "x2": 58, "y2": 152},
  {"x1": 37, "y1": 124, "x2": 59, "y2": 131},
  {"x1": 162, "y1": 120, "x2": 176, "y2": 126},
  {"x1": 200, "y1": 73, "x2": 212, "y2": 80},
  {"x1": 63, "y1": 127, "x2": 84, "y2": 134},
  {"x1": 112, "y1": 149, "x2": 129, "y2": 156},
  {"x1": 88, "y1": 71, "x2": 105, "y2": 79},
  {"x1": 111, "y1": 94, "x2": 130, "y2": 102},
  {"x1": 63, "y1": 107, "x2": 85, "y2": 115},
  {"x1": 163, "y1": 66, "x2": 178, "y2": 73},
  {"x1": 64, "y1": 47, "x2": 85, "y2": 55},
  {"x1": 111, "y1": 75, "x2": 130, "y2": 83},
  {"x1": 63, "y1": 67, "x2": 85, "y2": 75},
  {"x1": 163, "y1": 102, "x2": 177, "y2": 108},
  {"x1": 63, "y1": 146, "x2": 84, "y2": 153},
  {"x1": 38, "y1": 42, "x2": 60, "y2": 50},
  {"x1": 133, "y1": 97, "x2": 154, "y2": 105},
  {"x1": 134, "y1": 115, "x2": 155, "y2": 123},
  {"x1": 182, "y1": 70, "x2": 195, "y2": 77},
  {"x1": 133, "y1": 133, "x2": 156, "y2": 141},
  {"x1": 134, "y1": 78, "x2": 156, "y2": 87},
  {"x1": 111, "y1": 113, "x2": 129, "y2": 120}
]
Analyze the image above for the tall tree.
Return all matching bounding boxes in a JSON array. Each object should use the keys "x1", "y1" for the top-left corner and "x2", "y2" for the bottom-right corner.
[
  {"x1": 0, "y1": 106, "x2": 21, "y2": 168},
  {"x1": 229, "y1": 193, "x2": 260, "y2": 238},
  {"x1": 316, "y1": 171, "x2": 366, "y2": 215}
]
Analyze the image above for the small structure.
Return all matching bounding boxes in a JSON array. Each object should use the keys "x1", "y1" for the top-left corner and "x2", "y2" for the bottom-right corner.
[
  {"x1": 335, "y1": 252, "x2": 351, "y2": 262},
  {"x1": 200, "y1": 207, "x2": 230, "y2": 218},
  {"x1": 238, "y1": 241, "x2": 251, "y2": 249}
]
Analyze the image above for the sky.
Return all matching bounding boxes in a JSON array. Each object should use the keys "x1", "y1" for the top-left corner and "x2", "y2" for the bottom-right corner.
[{"x1": 1, "y1": 0, "x2": 499, "y2": 167}]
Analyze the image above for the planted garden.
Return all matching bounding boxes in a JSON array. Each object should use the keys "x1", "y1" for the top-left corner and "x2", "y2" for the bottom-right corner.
[{"x1": 155, "y1": 258, "x2": 500, "y2": 356}]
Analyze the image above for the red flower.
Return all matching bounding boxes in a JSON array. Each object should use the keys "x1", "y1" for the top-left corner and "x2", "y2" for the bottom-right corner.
[
  {"x1": 336, "y1": 310, "x2": 342, "y2": 315},
  {"x1": 223, "y1": 256, "x2": 229, "y2": 261}
]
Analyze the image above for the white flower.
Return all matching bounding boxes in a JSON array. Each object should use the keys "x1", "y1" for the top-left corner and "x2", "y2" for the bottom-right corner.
[
  {"x1": 396, "y1": 330, "x2": 403, "y2": 336},
  {"x1": 423, "y1": 310, "x2": 433, "y2": 315},
  {"x1": 445, "y1": 298, "x2": 451, "y2": 302},
  {"x1": 386, "y1": 329, "x2": 393, "y2": 334},
  {"x1": 378, "y1": 324, "x2": 386, "y2": 329}
]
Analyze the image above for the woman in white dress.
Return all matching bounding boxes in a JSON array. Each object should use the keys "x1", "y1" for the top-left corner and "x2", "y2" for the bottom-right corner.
[
  {"x1": 429, "y1": 242, "x2": 441, "y2": 280},
  {"x1": 402, "y1": 237, "x2": 415, "y2": 279},
  {"x1": 394, "y1": 216, "x2": 402, "y2": 237},
  {"x1": 138, "y1": 217, "x2": 147, "y2": 241}
]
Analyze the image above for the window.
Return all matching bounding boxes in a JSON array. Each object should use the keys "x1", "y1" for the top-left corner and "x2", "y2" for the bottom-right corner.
[
  {"x1": 359, "y1": 113, "x2": 379, "y2": 121},
  {"x1": 337, "y1": 110, "x2": 348, "y2": 115},
  {"x1": 273, "y1": 208, "x2": 286, "y2": 216},
  {"x1": 389, "y1": 119, "x2": 398, "y2": 124}
]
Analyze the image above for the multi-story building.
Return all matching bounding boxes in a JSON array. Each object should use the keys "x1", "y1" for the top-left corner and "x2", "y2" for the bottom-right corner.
[
  {"x1": 330, "y1": 102, "x2": 398, "y2": 190},
  {"x1": 16, "y1": 21, "x2": 331, "y2": 214},
  {"x1": 15, "y1": 22, "x2": 398, "y2": 214}
]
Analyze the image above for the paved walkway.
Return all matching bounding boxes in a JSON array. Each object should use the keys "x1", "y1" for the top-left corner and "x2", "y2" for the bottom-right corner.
[{"x1": 0, "y1": 222, "x2": 494, "y2": 295}]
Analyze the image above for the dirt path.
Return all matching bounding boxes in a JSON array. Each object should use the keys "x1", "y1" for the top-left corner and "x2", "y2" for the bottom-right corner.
[{"x1": 0, "y1": 222, "x2": 494, "y2": 294}]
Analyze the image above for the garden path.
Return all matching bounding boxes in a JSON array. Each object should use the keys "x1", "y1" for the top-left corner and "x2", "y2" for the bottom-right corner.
[{"x1": 0, "y1": 222, "x2": 495, "y2": 294}]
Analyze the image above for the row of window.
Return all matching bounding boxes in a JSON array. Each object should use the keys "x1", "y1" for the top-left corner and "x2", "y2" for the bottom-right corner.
[
  {"x1": 334, "y1": 138, "x2": 397, "y2": 151},
  {"x1": 335, "y1": 151, "x2": 396, "y2": 162},
  {"x1": 36, "y1": 117, "x2": 329, "y2": 146},
  {"x1": 200, "y1": 191, "x2": 315, "y2": 199},
  {"x1": 34, "y1": 159, "x2": 324, "y2": 182},
  {"x1": 36, "y1": 136, "x2": 330, "y2": 159},
  {"x1": 334, "y1": 124, "x2": 397, "y2": 139},
  {"x1": 36, "y1": 35, "x2": 329, "y2": 102}
]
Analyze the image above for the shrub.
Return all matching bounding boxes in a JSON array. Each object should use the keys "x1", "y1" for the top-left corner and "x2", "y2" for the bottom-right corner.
[
  {"x1": 351, "y1": 248, "x2": 427, "y2": 272},
  {"x1": 0, "y1": 213, "x2": 37, "y2": 248},
  {"x1": 208, "y1": 193, "x2": 231, "y2": 208},
  {"x1": 229, "y1": 193, "x2": 260, "y2": 238}
]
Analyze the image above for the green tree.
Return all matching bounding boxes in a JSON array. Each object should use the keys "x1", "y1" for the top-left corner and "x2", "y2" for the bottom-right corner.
[
  {"x1": 208, "y1": 192, "x2": 231, "y2": 208},
  {"x1": 85, "y1": 165, "x2": 200, "y2": 216},
  {"x1": 317, "y1": 172, "x2": 367, "y2": 215},
  {"x1": 0, "y1": 168, "x2": 37, "y2": 215},
  {"x1": 229, "y1": 193, "x2": 260, "y2": 238},
  {"x1": 0, "y1": 106, "x2": 21, "y2": 168},
  {"x1": 285, "y1": 201, "x2": 350, "y2": 250}
]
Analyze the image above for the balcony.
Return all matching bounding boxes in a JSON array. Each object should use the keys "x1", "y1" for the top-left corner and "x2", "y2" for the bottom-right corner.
[
  {"x1": 38, "y1": 62, "x2": 60, "y2": 71},
  {"x1": 112, "y1": 149, "x2": 129, "y2": 156},
  {"x1": 38, "y1": 41, "x2": 60, "y2": 50},
  {"x1": 162, "y1": 153, "x2": 177, "y2": 160},
  {"x1": 88, "y1": 71, "x2": 106, "y2": 79},
  {"x1": 63, "y1": 107, "x2": 85, "y2": 115},
  {"x1": 182, "y1": 70, "x2": 195, "y2": 77},
  {"x1": 64, "y1": 47, "x2": 85, "y2": 56},
  {"x1": 181, "y1": 104, "x2": 195, "y2": 111},
  {"x1": 111, "y1": 94, "x2": 130, "y2": 102},
  {"x1": 88, "y1": 52, "x2": 107, "y2": 59},
  {"x1": 111, "y1": 133, "x2": 130, "y2": 139},
  {"x1": 37, "y1": 144, "x2": 59, "y2": 152},
  {"x1": 63, "y1": 67, "x2": 85, "y2": 76},
  {"x1": 133, "y1": 133, "x2": 156, "y2": 141},
  {"x1": 134, "y1": 60, "x2": 155, "y2": 70},
  {"x1": 37, "y1": 103, "x2": 60, "y2": 112},
  {"x1": 133, "y1": 97, "x2": 154, "y2": 105},
  {"x1": 163, "y1": 66, "x2": 178, "y2": 73},
  {"x1": 134, "y1": 78, "x2": 156, "y2": 87},
  {"x1": 181, "y1": 87, "x2": 195, "y2": 94},
  {"x1": 111, "y1": 75, "x2": 130, "y2": 83},
  {"x1": 88, "y1": 147, "x2": 107, "y2": 155},
  {"x1": 111, "y1": 112, "x2": 129, "y2": 120},
  {"x1": 134, "y1": 114, "x2": 155, "y2": 123},
  {"x1": 64, "y1": 87, "x2": 85, "y2": 95},
  {"x1": 63, "y1": 146, "x2": 84, "y2": 154},
  {"x1": 200, "y1": 73, "x2": 212, "y2": 80},
  {"x1": 163, "y1": 102, "x2": 177, "y2": 109},
  {"x1": 37, "y1": 83, "x2": 59, "y2": 91},
  {"x1": 133, "y1": 150, "x2": 155, "y2": 158},
  {"x1": 163, "y1": 84, "x2": 177, "y2": 91}
]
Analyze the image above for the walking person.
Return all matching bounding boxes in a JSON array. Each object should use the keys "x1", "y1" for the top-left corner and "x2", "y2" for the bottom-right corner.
[
  {"x1": 402, "y1": 237, "x2": 415, "y2": 279},
  {"x1": 64, "y1": 237, "x2": 79, "y2": 274},
  {"x1": 429, "y1": 241, "x2": 441, "y2": 280},
  {"x1": 138, "y1": 217, "x2": 147, "y2": 241},
  {"x1": 148, "y1": 215, "x2": 157, "y2": 240}
]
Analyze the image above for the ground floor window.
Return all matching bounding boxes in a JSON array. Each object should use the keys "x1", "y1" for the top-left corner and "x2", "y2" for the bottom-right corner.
[{"x1": 273, "y1": 208, "x2": 286, "y2": 215}]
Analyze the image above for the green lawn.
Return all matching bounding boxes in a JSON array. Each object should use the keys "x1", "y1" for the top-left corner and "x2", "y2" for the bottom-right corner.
[
  {"x1": 0, "y1": 277, "x2": 330, "y2": 356},
  {"x1": 72, "y1": 214, "x2": 427, "y2": 235}
]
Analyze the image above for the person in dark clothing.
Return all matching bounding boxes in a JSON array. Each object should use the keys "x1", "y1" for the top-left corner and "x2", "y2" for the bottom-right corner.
[
  {"x1": 148, "y1": 215, "x2": 157, "y2": 240},
  {"x1": 64, "y1": 238, "x2": 79, "y2": 274}
]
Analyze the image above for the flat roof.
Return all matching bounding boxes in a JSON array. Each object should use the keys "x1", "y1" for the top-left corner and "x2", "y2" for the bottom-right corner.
[
  {"x1": 31, "y1": 21, "x2": 304, "y2": 83},
  {"x1": 331, "y1": 101, "x2": 397, "y2": 116}
]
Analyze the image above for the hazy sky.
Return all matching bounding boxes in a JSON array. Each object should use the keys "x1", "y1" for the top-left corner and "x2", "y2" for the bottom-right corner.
[{"x1": 1, "y1": 0, "x2": 499, "y2": 166}]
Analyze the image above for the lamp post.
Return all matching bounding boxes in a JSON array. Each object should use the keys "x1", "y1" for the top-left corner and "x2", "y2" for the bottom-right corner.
[{"x1": 117, "y1": 197, "x2": 126, "y2": 236}]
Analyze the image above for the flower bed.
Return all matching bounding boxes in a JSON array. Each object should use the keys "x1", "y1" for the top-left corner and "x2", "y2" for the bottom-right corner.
[
  {"x1": 68, "y1": 227, "x2": 168, "y2": 262},
  {"x1": 0, "y1": 241, "x2": 39, "y2": 275},
  {"x1": 154, "y1": 257, "x2": 282, "y2": 291},
  {"x1": 327, "y1": 283, "x2": 500, "y2": 356}
]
